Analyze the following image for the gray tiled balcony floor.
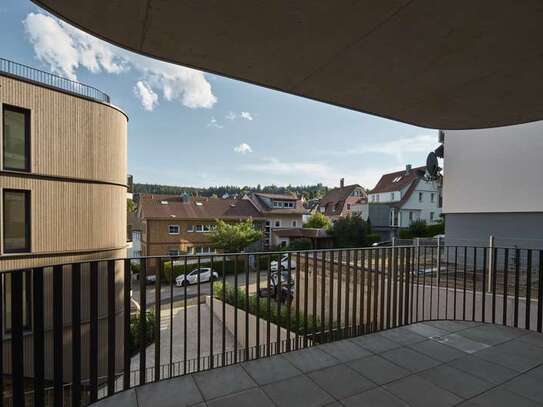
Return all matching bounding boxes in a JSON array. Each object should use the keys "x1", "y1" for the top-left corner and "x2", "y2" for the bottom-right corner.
[{"x1": 94, "y1": 321, "x2": 543, "y2": 407}]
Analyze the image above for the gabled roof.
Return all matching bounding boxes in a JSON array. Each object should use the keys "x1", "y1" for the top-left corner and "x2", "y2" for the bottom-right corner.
[
  {"x1": 140, "y1": 196, "x2": 263, "y2": 220},
  {"x1": 248, "y1": 193, "x2": 305, "y2": 215},
  {"x1": 254, "y1": 192, "x2": 297, "y2": 200},
  {"x1": 319, "y1": 184, "x2": 366, "y2": 216},
  {"x1": 370, "y1": 166, "x2": 426, "y2": 194}
]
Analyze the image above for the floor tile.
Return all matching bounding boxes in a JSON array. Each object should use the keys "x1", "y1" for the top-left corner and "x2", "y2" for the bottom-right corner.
[
  {"x1": 207, "y1": 388, "x2": 274, "y2": 407},
  {"x1": 348, "y1": 355, "x2": 410, "y2": 385},
  {"x1": 527, "y1": 363, "x2": 543, "y2": 380},
  {"x1": 517, "y1": 332, "x2": 543, "y2": 348},
  {"x1": 503, "y1": 372, "x2": 543, "y2": 404},
  {"x1": 341, "y1": 387, "x2": 410, "y2": 407},
  {"x1": 262, "y1": 375, "x2": 334, "y2": 407},
  {"x1": 308, "y1": 364, "x2": 376, "y2": 399},
  {"x1": 381, "y1": 347, "x2": 441, "y2": 372},
  {"x1": 350, "y1": 334, "x2": 401, "y2": 353},
  {"x1": 318, "y1": 339, "x2": 372, "y2": 362},
  {"x1": 457, "y1": 387, "x2": 540, "y2": 407},
  {"x1": 194, "y1": 365, "x2": 256, "y2": 400},
  {"x1": 282, "y1": 347, "x2": 339, "y2": 372},
  {"x1": 379, "y1": 327, "x2": 426, "y2": 345},
  {"x1": 136, "y1": 375, "x2": 203, "y2": 407},
  {"x1": 449, "y1": 355, "x2": 518, "y2": 384},
  {"x1": 94, "y1": 389, "x2": 138, "y2": 407},
  {"x1": 424, "y1": 320, "x2": 479, "y2": 333},
  {"x1": 418, "y1": 364, "x2": 493, "y2": 399},
  {"x1": 433, "y1": 333, "x2": 489, "y2": 353},
  {"x1": 408, "y1": 339, "x2": 466, "y2": 362},
  {"x1": 474, "y1": 341, "x2": 543, "y2": 372},
  {"x1": 241, "y1": 355, "x2": 301, "y2": 385},
  {"x1": 456, "y1": 325, "x2": 522, "y2": 346},
  {"x1": 405, "y1": 323, "x2": 449, "y2": 338},
  {"x1": 385, "y1": 375, "x2": 463, "y2": 407}
]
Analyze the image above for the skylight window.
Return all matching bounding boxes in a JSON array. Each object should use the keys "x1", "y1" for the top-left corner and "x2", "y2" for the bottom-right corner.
[
  {"x1": 161, "y1": 201, "x2": 168, "y2": 204},
  {"x1": 392, "y1": 176, "x2": 402, "y2": 183}
]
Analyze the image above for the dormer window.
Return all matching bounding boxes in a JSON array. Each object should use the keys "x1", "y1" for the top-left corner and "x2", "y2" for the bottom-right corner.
[
  {"x1": 392, "y1": 176, "x2": 402, "y2": 183},
  {"x1": 168, "y1": 225, "x2": 180, "y2": 234}
]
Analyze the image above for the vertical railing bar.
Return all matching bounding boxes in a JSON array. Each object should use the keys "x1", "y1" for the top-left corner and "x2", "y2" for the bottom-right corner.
[
  {"x1": 380, "y1": 248, "x2": 386, "y2": 329},
  {"x1": 462, "y1": 247, "x2": 467, "y2": 321},
  {"x1": 429, "y1": 246, "x2": 434, "y2": 321},
  {"x1": 183, "y1": 256, "x2": 188, "y2": 374},
  {"x1": 481, "y1": 248, "x2": 487, "y2": 323},
  {"x1": 107, "y1": 260, "x2": 117, "y2": 393},
  {"x1": 153, "y1": 259, "x2": 162, "y2": 381},
  {"x1": 453, "y1": 247, "x2": 458, "y2": 321},
  {"x1": 123, "y1": 260, "x2": 131, "y2": 389},
  {"x1": 312, "y1": 251, "x2": 317, "y2": 346},
  {"x1": 11, "y1": 270, "x2": 24, "y2": 407},
  {"x1": 537, "y1": 250, "x2": 543, "y2": 333},
  {"x1": 503, "y1": 249, "x2": 509, "y2": 326},
  {"x1": 197, "y1": 255, "x2": 201, "y2": 370},
  {"x1": 267, "y1": 254, "x2": 271, "y2": 357},
  {"x1": 422, "y1": 246, "x2": 427, "y2": 321},
  {"x1": 514, "y1": 248, "x2": 520, "y2": 328},
  {"x1": 89, "y1": 262, "x2": 99, "y2": 401},
  {"x1": 352, "y1": 250, "x2": 358, "y2": 335},
  {"x1": 398, "y1": 248, "x2": 404, "y2": 325},
  {"x1": 404, "y1": 247, "x2": 411, "y2": 325},
  {"x1": 373, "y1": 248, "x2": 379, "y2": 329},
  {"x1": 329, "y1": 250, "x2": 335, "y2": 341},
  {"x1": 415, "y1": 245, "x2": 420, "y2": 323},
  {"x1": 169, "y1": 258, "x2": 174, "y2": 376},
  {"x1": 388, "y1": 247, "x2": 393, "y2": 328},
  {"x1": 303, "y1": 251, "x2": 309, "y2": 347},
  {"x1": 33, "y1": 267, "x2": 45, "y2": 407},
  {"x1": 392, "y1": 247, "x2": 398, "y2": 326},
  {"x1": 321, "y1": 251, "x2": 326, "y2": 343},
  {"x1": 245, "y1": 254, "x2": 250, "y2": 360},
  {"x1": 276, "y1": 254, "x2": 281, "y2": 353},
  {"x1": 359, "y1": 249, "x2": 365, "y2": 334},
  {"x1": 139, "y1": 258, "x2": 147, "y2": 385},
  {"x1": 437, "y1": 243, "x2": 441, "y2": 320},
  {"x1": 445, "y1": 247, "x2": 449, "y2": 320},
  {"x1": 345, "y1": 250, "x2": 351, "y2": 337},
  {"x1": 294, "y1": 252, "x2": 300, "y2": 349},
  {"x1": 525, "y1": 250, "x2": 532, "y2": 330},
  {"x1": 491, "y1": 248, "x2": 498, "y2": 324},
  {"x1": 53, "y1": 265, "x2": 63, "y2": 407},
  {"x1": 410, "y1": 246, "x2": 416, "y2": 323},
  {"x1": 472, "y1": 248, "x2": 477, "y2": 322},
  {"x1": 234, "y1": 254, "x2": 239, "y2": 361},
  {"x1": 336, "y1": 250, "x2": 343, "y2": 339}
]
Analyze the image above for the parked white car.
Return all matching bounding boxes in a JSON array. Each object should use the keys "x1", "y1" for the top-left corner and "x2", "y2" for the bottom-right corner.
[
  {"x1": 175, "y1": 268, "x2": 218, "y2": 287},
  {"x1": 270, "y1": 255, "x2": 297, "y2": 272}
]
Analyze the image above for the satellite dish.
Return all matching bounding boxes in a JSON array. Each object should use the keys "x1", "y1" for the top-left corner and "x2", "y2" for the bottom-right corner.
[{"x1": 426, "y1": 151, "x2": 439, "y2": 177}]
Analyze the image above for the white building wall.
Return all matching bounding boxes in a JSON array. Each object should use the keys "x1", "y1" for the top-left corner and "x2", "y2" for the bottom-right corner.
[{"x1": 401, "y1": 179, "x2": 441, "y2": 226}]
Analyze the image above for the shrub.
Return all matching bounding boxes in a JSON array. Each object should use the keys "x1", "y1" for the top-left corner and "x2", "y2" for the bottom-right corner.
[
  {"x1": 399, "y1": 220, "x2": 444, "y2": 239},
  {"x1": 287, "y1": 238, "x2": 313, "y2": 251},
  {"x1": 304, "y1": 212, "x2": 331, "y2": 229},
  {"x1": 128, "y1": 310, "x2": 156, "y2": 356}
]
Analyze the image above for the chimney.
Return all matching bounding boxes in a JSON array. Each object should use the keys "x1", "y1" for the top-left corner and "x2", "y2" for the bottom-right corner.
[
  {"x1": 405, "y1": 164, "x2": 412, "y2": 174},
  {"x1": 340, "y1": 178, "x2": 345, "y2": 188}
]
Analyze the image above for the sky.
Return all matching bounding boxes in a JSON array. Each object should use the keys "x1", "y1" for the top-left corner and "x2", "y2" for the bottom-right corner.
[{"x1": 0, "y1": 0, "x2": 440, "y2": 189}]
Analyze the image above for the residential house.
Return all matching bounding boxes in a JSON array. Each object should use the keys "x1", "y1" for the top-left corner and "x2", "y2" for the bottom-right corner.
[
  {"x1": 0, "y1": 59, "x2": 128, "y2": 384},
  {"x1": 139, "y1": 194, "x2": 264, "y2": 257},
  {"x1": 317, "y1": 179, "x2": 367, "y2": 222},
  {"x1": 244, "y1": 192, "x2": 305, "y2": 248},
  {"x1": 368, "y1": 165, "x2": 442, "y2": 239},
  {"x1": 127, "y1": 211, "x2": 143, "y2": 257}
]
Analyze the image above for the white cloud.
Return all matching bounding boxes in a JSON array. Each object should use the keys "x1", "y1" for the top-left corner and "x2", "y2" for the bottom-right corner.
[
  {"x1": 240, "y1": 111, "x2": 253, "y2": 121},
  {"x1": 133, "y1": 81, "x2": 158, "y2": 111},
  {"x1": 22, "y1": 12, "x2": 217, "y2": 110},
  {"x1": 207, "y1": 117, "x2": 223, "y2": 129},
  {"x1": 234, "y1": 143, "x2": 253, "y2": 154},
  {"x1": 225, "y1": 111, "x2": 237, "y2": 120}
]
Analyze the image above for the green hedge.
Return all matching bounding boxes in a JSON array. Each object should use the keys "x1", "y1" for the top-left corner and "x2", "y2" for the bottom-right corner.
[
  {"x1": 128, "y1": 310, "x2": 156, "y2": 357},
  {"x1": 213, "y1": 281, "x2": 320, "y2": 337},
  {"x1": 399, "y1": 220, "x2": 444, "y2": 239}
]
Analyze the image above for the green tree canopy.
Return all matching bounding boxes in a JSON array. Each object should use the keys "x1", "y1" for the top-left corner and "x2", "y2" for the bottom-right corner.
[
  {"x1": 127, "y1": 198, "x2": 136, "y2": 213},
  {"x1": 328, "y1": 215, "x2": 371, "y2": 248},
  {"x1": 209, "y1": 219, "x2": 263, "y2": 253},
  {"x1": 303, "y1": 212, "x2": 331, "y2": 229}
]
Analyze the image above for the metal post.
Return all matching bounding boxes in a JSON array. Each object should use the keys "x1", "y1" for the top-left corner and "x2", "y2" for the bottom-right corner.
[{"x1": 487, "y1": 235, "x2": 494, "y2": 293}]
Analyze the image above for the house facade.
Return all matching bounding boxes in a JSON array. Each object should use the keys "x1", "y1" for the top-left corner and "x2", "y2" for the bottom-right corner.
[
  {"x1": 317, "y1": 179, "x2": 367, "y2": 222},
  {"x1": 0, "y1": 61, "x2": 128, "y2": 383},
  {"x1": 140, "y1": 194, "x2": 264, "y2": 256},
  {"x1": 368, "y1": 165, "x2": 442, "y2": 239},
  {"x1": 244, "y1": 192, "x2": 305, "y2": 249},
  {"x1": 442, "y1": 121, "x2": 543, "y2": 248}
]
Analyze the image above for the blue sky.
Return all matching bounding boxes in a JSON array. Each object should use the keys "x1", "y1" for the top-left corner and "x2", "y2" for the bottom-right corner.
[{"x1": 0, "y1": 0, "x2": 439, "y2": 189}]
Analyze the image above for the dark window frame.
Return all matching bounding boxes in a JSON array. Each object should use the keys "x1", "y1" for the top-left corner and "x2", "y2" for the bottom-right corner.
[
  {"x1": 3, "y1": 189, "x2": 31, "y2": 254},
  {"x1": 2, "y1": 104, "x2": 31, "y2": 172},
  {"x1": 3, "y1": 270, "x2": 33, "y2": 334}
]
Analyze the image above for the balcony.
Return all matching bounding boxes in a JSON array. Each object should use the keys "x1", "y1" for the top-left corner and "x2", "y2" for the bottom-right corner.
[{"x1": 3, "y1": 245, "x2": 543, "y2": 406}]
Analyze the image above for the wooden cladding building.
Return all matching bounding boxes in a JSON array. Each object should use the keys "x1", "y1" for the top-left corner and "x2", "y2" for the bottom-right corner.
[{"x1": 0, "y1": 63, "x2": 128, "y2": 387}]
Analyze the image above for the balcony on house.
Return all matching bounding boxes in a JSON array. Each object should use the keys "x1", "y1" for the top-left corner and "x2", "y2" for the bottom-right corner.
[{"x1": 3, "y1": 244, "x2": 543, "y2": 406}]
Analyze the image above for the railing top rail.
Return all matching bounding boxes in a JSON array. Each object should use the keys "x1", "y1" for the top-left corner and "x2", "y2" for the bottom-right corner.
[{"x1": 0, "y1": 57, "x2": 111, "y2": 104}]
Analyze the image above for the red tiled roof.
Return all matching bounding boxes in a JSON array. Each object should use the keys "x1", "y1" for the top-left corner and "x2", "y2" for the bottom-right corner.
[
  {"x1": 370, "y1": 166, "x2": 426, "y2": 194},
  {"x1": 140, "y1": 197, "x2": 263, "y2": 220},
  {"x1": 319, "y1": 184, "x2": 366, "y2": 216}
]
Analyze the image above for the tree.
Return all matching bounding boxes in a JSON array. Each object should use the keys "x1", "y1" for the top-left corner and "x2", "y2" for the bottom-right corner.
[
  {"x1": 209, "y1": 219, "x2": 263, "y2": 253},
  {"x1": 304, "y1": 212, "x2": 331, "y2": 229},
  {"x1": 127, "y1": 198, "x2": 136, "y2": 213},
  {"x1": 328, "y1": 215, "x2": 370, "y2": 248}
]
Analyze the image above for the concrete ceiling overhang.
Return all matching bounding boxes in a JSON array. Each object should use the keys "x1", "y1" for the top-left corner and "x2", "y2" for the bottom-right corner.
[{"x1": 32, "y1": 0, "x2": 543, "y2": 129}]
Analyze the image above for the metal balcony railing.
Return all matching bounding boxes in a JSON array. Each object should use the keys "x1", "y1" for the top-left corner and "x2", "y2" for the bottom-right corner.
[
  {"x1": 2, "y1": 245, "x2": 543, "y2": 406},
  {"x1": 0, "y1": 58, "x2": 111, "y2": 104}
]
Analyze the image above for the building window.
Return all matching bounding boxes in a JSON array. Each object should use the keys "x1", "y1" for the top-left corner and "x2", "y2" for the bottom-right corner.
[
  {"x1": 3, "y1": 190, "x2": 30, "y2": 253},
  {"x1": 195, "y1": 224, "x2": 204, "y2": 232},
  {"x1": 390, "y1": 192, "x2": 395, "y2": 201},
  {"x1": 168, "y1": 225, "x2": 180, "y2": 235},
  {"x1": 431, "y1": 193, "x2": 435, "y2": 203},
  {"x1": 3, "y1": 271, "x2": 32, "y2": 333},
  {"x1": 292, "y1": 221, "x2": 297, "y2": 227},
  {"x1": 187, "y1": 224, "x2": 194, "y2": 232},
  {"x1": 284, "y1": 201, "x2": 294, "y2": 208},
  {"x1": 168, "y1": 248, "x2": 180, "y2": 256},
  {"x1": 419, "y1": 192, "x2": 423, "y2": 202},
  {"x1": 275, "y1": 220, "x2": 280, "y2": 227},
  {"x1": 347, "y1": 204, "x2": 351, "y2": 210},
  {"x1": 3, "y1": 105, "x2": 30, "y2": 172},
  {"x1": 409, "y1": 211, "x2": 413, "y2": 222}
]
